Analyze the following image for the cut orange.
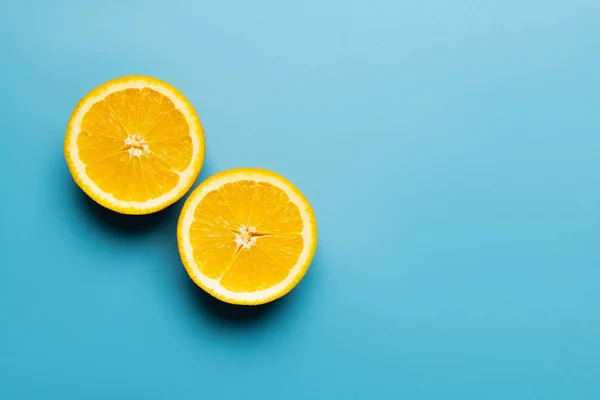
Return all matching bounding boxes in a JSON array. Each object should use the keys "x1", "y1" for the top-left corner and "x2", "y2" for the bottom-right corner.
[
  {"x1": 64, "y1": 76, "x2": 204, "y2": 214},
  {"x1": 177, "y1": 169, "x2": 318, "y2": 305}
]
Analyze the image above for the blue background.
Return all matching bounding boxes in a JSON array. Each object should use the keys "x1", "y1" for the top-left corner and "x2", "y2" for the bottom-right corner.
[{"x1": 1, "y1": 0, "x2": 599, "y2": 398}]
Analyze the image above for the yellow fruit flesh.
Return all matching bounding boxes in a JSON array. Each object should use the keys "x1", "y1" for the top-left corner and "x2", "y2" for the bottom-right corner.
[
  {"x1": 77, "y1": 88, "x2": 192, "y2": 202},
  {"x1": 190, "y1": 180, "x2": 305, "y2": 292}
]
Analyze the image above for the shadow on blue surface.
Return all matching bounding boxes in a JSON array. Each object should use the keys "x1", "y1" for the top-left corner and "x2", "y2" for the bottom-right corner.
[
  {"x1": 183, "y1": 277, "x2": 289, "y2": 325},
  {"x1": 74, "y1": 185, "x2": 178, "y2": 235}
]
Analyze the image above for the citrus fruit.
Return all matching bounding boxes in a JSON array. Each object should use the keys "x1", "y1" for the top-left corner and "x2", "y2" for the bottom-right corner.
[
  {"x1": 177, "y1": 168, "x2": 318, "y2": 305},
  {"x1": 64, "y1": 75, "x2": 205, "y2": 214}
]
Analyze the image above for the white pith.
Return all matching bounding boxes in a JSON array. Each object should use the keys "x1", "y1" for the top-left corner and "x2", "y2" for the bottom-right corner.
[
  {"x1": 67, "y1": 78, "x2": 202, "y2": 210},
  {"x1": 235, "y1": 225, "x2": 258, "y2": 250},
  {"x1": 179, "y1": 171, "x2": 316, "y2": 303},
  {"x1": 124, "y1": 133, "x2": 150, "y2": 158}
]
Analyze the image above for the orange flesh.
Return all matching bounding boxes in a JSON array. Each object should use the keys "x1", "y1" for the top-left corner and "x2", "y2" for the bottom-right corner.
[
  {"x1": 190, "y1": 181, "x2": 305, "y2": 292},
  {"x1": 77, "y1": 88, "x2": 192, "y2": 202}
]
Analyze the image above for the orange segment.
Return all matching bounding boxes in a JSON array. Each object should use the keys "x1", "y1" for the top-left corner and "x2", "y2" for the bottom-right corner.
[
  {"x1": 80, "y1": 99, "x2": 129, "y2": 139},
  {"x1": 148, "y1": 136, "x2": 193, "y2": 171},
  {"x1": 64, "y1": 76, "x2": 205, "y2": 214},
  {"x1": 191, "y1": 240, "x2": 238, "y2": 280},
  {"x1": 76, "y1": 131, "x2": 126, "y2": 164},
  {"x1": 220, "y1": 236, "x2": 304, "y2": 292},
  {"x1": 177, "y1": 168, "x2": 318, "y2": 305}
]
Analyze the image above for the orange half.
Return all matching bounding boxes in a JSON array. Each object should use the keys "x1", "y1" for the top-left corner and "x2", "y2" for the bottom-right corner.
[
  {"x1": 64, "y1": 76, "x2": 204, "y2": 214},
  {"x1": 177, "y1": 168, "x2": 318, "y2": 305}
]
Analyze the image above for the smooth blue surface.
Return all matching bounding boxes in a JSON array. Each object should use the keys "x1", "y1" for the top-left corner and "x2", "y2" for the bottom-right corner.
[{"x1": 1, "y1": 0, "x2": 599, "y2": 398}]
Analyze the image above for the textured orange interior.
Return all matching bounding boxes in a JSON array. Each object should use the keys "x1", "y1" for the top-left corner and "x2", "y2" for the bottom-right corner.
[
  {"x1": 77, "y1": 87, "x2": 192, "y2": 201},
  {"x1": 190, "y1": 181, "x2": 304, "y2": 292}
]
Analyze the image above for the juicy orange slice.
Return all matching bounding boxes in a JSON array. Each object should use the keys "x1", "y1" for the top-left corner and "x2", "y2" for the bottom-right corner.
[
  {"x1": 64, "y1": 76, "x2": 204, "y2": 214},
  {"x1": 177, "y1": 169, "x2": 318, "y2": 305}
]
